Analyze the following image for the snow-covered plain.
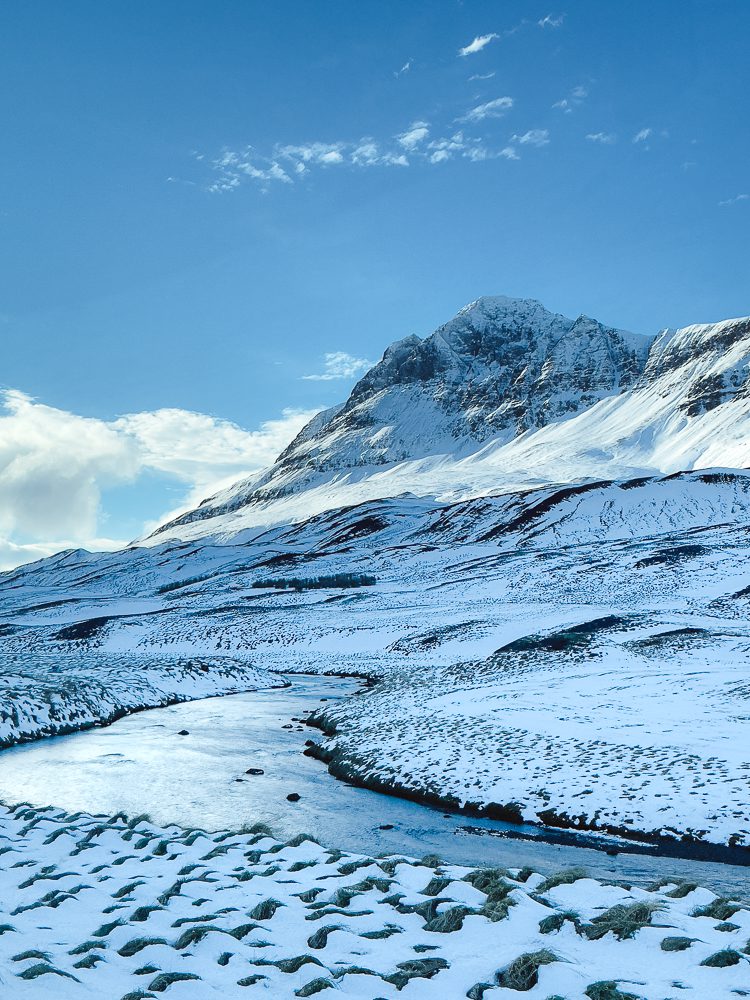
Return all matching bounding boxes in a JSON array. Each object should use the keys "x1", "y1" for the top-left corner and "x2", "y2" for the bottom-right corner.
[
  {"x1": 2, "y1": 470, "x2": 749, "y2": 849},
  {"x1": 1, "y1": 802, "x2": 749, "y2": 999}
]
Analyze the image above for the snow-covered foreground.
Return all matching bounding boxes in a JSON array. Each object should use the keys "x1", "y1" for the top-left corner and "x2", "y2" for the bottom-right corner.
[
  {"x1": 3, "y1": 297, "x2": 749, "y2": 994},
  {"x1": 1, "y1": 802, "x2": 749, "y2": 999}
]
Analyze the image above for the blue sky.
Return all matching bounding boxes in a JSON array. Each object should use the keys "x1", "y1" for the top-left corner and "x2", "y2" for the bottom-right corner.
[{"x1": 0, "y1": 1, "x2": 748, "y2": 566}]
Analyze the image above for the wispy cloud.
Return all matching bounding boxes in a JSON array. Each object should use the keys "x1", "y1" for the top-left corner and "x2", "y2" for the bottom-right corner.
[
  {"x1": 718, "y1": 193, "x2": 749, "y2": 207},
  {"x1": 206, "y1": 93, "x2": 522, "y2": 192},
  {"x1": 428, "y1": 133, "x2": 467, "y2": 163},
  {"x1": 459, "y1": 14, "x2": 563, "y2": 61},
  {"x1": 511, "y1": 128, "x2": 550, "y2": 147},
  {"x1": 210, "y1": 138, "x2": 412, "y2": 190},
  {"x1": 350, "y1": 141, "x2": 409, "y2": 167},
  {"x1": 458, "y1": 33, "x2": 499, "y2": 57},
  {"x1": 538, "y1": 13, "x2": 565, "y2": 28},
  {"x1": 278, "y1": 142, "x2": 346, "y2": 166},
  {"x1": 302, "y1": 352, "x2": 372, "y2": 381},
  {"x1": 553, "y1": 84, "x2": 587, "y2": 113},
  {"x1": 632, "y1": 127, "x2": 653, "y2": 144},
  {"x1": 459, "y1": 96, "x2": 514, "y2": 123},
  {"x1": 394, "y1": 58, "x2": 412, "y2": 77},
  {"x1": 209, "y1": 150, "x2": 292, "y2": 192},
  {"x1": 428, "y1": 130, "x2": 511, "y2": 164},
  {"x1": 469, "y1": 71, "x2": 496, "y2": 81},
  {"x1": 207, "y1": 120, "x2": 523, "y2": 189},
  {"x1": 397, "y1": 121, "x2": 430, "y2": 150},
  {"x1": 586, "y1": 131, "x2": 616, "y2": 144}
]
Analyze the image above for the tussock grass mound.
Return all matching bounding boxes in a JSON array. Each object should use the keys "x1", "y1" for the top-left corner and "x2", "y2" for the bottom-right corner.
[
  {"x1": 581, "y1": 901, "x2": 662, "y2": 941},
  {"x1": 497, "y1": 949, "x2": 557, "y2": 991},
  {"x1": 536, "y1": 867, "x2": 587, "y2": 894}
]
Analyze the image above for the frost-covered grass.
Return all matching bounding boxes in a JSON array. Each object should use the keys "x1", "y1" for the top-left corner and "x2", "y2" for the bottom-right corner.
[{"x1": 1, "y1": 802, "x2": 749, "y2": 999}]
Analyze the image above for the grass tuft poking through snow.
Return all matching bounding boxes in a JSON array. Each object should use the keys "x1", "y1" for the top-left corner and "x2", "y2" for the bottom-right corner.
[
  {"x1": 498, "y1": 947, "x2": 558, "y2": 990},
  {"x1": 0, "y1": 803, "x2": 748, "y2": 998}
]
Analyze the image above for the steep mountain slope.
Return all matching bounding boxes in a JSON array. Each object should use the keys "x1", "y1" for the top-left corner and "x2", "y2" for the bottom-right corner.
[{"x1": 153, "y1": 297, "x2": 750, "y2": 545}]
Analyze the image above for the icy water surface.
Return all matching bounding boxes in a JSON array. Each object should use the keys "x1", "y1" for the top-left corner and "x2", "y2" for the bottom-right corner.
[{"x1": 0, "y1": 674, "x2": 747, "y2": 897}]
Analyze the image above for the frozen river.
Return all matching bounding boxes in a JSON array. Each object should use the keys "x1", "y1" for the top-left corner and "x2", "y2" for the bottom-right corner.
[{"x1": 0, "y1": 674, "x2": 747, "y2": 898}]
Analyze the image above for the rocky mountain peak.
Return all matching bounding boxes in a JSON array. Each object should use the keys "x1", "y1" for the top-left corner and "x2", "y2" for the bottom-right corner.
[
  {"x1": 151, "y1": 298, "x2": 750, "y2": 543},
  {"x1": 155, "y1": 296, "x2": 655, "y2": 535},
  {"x1": 345, "y1": 295, "x2": 648, "y2": 410}
]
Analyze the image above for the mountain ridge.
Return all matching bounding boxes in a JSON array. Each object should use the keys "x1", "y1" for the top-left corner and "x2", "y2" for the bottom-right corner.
[{"x1": 151, "y1": 295, "x2": 750, "y2": 544}]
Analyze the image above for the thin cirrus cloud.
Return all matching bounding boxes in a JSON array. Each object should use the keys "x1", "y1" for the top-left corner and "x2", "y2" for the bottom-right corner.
[
  {"x1": 458, "y1": 33, "x2": 499, "y2": 57},
  {"x1": 633, "y1": 128, "x2": 653, "y2": 143},
  {"x1": 278, "y1": 142, "x2": 346, "y2": 166},
  {"x1": 553, "y1": 85, "x2": 588, "y2": 113},
  {"x1": 718, "y1": 193, "x2": 749, "y2": 207},
  {"x1": 202, "y1": 17, "x2": 572, "y2": 192},
  {"x1": 206, "y1": 95, "x2": 524, "y2": 191},
  {"x1": 511, "y1": 129, "x2": 550, "y2": 147},
  {"x1": 458, "y1": 96, "x2": 514, "y2": 123},
  {"x1": 397, "y1": 121, "x2": 430, "y2": 150},
  {"x1": 586, "y1": 131, "x2": 617, "y2": 144},
  {"x1": 302, "y1": 352, "x2": 372, "y2": 382},
  {"x1": 0, "y1": 389, "x2": 320, "y2": 568},
  {"x1": 427, "y1": 131, "x2": 518, "y2": 164},
  {"x1": 459, "y1": 14, "x2": 563, "y2": 57}
]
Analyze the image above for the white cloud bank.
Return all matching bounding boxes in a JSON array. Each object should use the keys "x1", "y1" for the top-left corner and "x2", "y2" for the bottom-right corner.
[{"x1": 0, "y1": 389, "x2": 320, "y2": 570}]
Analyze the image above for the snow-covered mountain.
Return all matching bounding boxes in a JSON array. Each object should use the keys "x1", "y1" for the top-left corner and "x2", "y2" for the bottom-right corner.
[
  {"x1": 153, "y1": 296, "x2": 750, "y2": 544},
  {"x1": 2, "y1": 295, "x2": 750, "y2": 850}
]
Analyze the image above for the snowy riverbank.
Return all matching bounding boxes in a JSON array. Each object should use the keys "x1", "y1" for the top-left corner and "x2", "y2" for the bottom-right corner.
[{"x1": 0, "y1": 653, "x2": 279, "y2": 748}]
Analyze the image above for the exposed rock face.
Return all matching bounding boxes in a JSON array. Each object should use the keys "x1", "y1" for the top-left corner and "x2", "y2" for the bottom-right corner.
[
  {"x1": 274, "y1": 297, "x2": 650, "y2": 473},
  {"x1": 641, "y1": 317, "x2": 750, "y2": 417}
]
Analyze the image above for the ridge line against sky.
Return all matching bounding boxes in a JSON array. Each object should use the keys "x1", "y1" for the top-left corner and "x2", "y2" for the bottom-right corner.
[{"x1": 0, "y1": 0, "x2": 748, "y2": 567}]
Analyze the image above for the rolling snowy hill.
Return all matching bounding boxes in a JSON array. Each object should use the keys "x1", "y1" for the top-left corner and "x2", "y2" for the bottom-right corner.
[{"x1": 2, "y1": 469, "x2": 750, "y2": 847}]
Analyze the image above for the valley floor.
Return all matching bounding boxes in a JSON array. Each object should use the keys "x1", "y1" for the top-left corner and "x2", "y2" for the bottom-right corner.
[
  {"x1": 2, "y1": 478, "x2": 750, "y2": 851},
  {"x1": 1, "y1": 802, "x2": 749, "y2": 1000},
  {"x1": 1, "y1": 475, "x2": 750, "y2": 994}
]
